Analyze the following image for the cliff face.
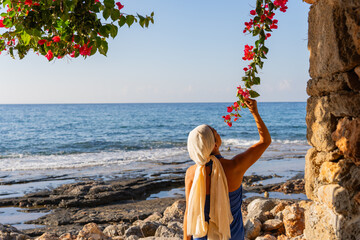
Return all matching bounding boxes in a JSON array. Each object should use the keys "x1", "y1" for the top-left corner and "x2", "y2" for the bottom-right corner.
[{"x1": 305, "y1": 0, "x2": 360, "y2": 239}]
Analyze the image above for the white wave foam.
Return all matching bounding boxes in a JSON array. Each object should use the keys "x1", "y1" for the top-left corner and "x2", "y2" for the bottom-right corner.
[
  {"x1": 0, "y1": 148, "x2": 188, "y2": 171},
  {"x1": 222, "y1": 138, "x2": 307, "y2": 147}
]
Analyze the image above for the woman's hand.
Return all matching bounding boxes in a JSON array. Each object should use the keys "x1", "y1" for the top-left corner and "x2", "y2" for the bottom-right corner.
[{"x1": 244, "y1": 99, "x2": 258, "y2": 114}]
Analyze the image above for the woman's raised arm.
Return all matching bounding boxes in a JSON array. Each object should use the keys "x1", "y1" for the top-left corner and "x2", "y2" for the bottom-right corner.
[{"x1": 231, "y1": 99, "x2": 271, "y2": 175}]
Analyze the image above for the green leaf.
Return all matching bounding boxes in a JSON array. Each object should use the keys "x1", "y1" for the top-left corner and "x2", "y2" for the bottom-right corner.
[
  {"x1": 253, "y1": 77, "x2": 261, "y2": 85},
  {"x1": 104, "y1": 0, "x2": 115, "y2": 8},
  {"x1": 99, "y1": 40, "x2": 108, "y2": 56},
  {"x1": 109, "y1": 24, "x2": 118, "y2": 38},
  {"x1": 111, "y1": 9, "x2": 121, "y2": 21},
  {"x1": 103, "y1": 8, "x2": 111, "y2": 20},
  {"x1": 119, "y1": 15, "x2": 126, "y2": 27},
  {"x1": 268, "y1": 2, "x2": 274, "y2": 11},
  {"x1": 126, "y1": 15, "x2": 135, "y2": 27},
  {"x1": 95, "y1": 36, "x2": 102, "y2": 47},
  {"x1": 249, "y1": 90, "x2": 260, "y2": 98},
  {"x1": 99, "y1": 25, "x2": 109, "y2": 38},
  {"x1": 21, "y1": 32, "x2": 31, "y2": 45},
  {"x1": 261, "y1": 46, "x2": 269, "y2": 54}
]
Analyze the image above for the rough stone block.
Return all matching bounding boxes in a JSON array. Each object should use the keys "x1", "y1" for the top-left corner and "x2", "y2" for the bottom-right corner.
[
  {"x1": 306, "y1": 96, "x2": 337, "y2": 151},
  {"x1": 306, "y1": 72, "x2": 351, "y2": 97},
  {"x1": 318, "y1": 160, "x2": 351, "y2": 184},
  {"x1": 304, "y1": 202, "x2": 339, "y2": 240},
  {"x1": 332, "y1": 117, "x2": 360, "y2": 165},
  {"x1": 305, "y1": 148, "x2": 321, "y2": 200},
  {"x1": 317, "y1": 184, "x2": 351, "y2": 215},
  {"x1": 308, "y1": 0, "x2": 360, "y2": 78},
  {"x1": 306, "y1": 93, "x2": 360, "y2": 151}
]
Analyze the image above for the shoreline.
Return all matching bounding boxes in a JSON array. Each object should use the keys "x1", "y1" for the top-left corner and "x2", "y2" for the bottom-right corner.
[{"x1": 0, "y1": 171, "x2": 306, "y2": 236}]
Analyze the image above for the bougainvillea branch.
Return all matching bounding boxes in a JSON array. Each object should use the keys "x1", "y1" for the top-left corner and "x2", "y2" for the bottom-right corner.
[
  {"x1": 223, "y1": 0, "x2": 288, "y2": 127},
  {"x1": 0, "y1": 0, "x2": 154, "y2": 61}
]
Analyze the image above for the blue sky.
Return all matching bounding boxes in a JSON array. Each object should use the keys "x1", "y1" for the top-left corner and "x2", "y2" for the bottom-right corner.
[{"x1": 0, "y1": 0, "x2": 310, "y2": 104}]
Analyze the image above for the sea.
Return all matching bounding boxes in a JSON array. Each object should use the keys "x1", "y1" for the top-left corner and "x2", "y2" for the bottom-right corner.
[{"x1": 0, "y1": 102, "x2": 310, "y2": 227}]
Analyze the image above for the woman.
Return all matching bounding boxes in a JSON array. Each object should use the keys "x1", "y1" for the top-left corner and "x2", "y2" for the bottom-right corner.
[{"x1": 183, "y1": 99, "x2": 271, "y2": 240}]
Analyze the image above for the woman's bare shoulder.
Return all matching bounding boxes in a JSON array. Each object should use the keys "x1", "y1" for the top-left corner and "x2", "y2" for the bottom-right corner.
[{"x1": 185, "y1": 165, "x2": 196, "y2": 182}]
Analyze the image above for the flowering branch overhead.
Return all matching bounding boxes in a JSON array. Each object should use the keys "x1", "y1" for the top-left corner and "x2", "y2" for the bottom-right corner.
[
  {"x1": 0, "y1": 0, "x2": 154, "y2": 61},
  {"x1": 223, "y1": 0, "x2": 288, "y2": 127}
]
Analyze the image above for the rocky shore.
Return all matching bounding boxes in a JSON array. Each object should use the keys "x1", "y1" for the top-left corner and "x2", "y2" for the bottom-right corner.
[{"x1": 0, "y1": 173, "x2": 307, "y2": 240}]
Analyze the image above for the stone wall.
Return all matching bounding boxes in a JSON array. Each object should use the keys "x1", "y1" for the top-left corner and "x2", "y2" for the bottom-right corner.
[{"x1": 305, "y1": 0, "x2": 360, "y2": 239}]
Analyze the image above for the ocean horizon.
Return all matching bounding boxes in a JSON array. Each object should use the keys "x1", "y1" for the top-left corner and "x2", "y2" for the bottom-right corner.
[{"x1": 0, "y1": 102, "x2": 309, "y2": 193}]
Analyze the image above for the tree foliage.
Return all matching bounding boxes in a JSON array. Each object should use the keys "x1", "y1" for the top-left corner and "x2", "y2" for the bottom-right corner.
[{"x1": 0, "y1": 0, "x2": 154, "y2": 61}]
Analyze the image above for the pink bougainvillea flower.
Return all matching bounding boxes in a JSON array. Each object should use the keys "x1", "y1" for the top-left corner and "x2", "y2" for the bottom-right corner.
[
  {"x1": 94, "y1": 0, "x2": 100, "y2": 3},
  {"x1": 38, "y1": 39, "x2": 46, "y2": 45},
  {"x1": 52, "y1": 36, "x2": 60, "y2": 42},
  {"x1": 45, "y1": 50, "x2": 53, "y2": 61},
  {"x1": 116, "y1": 2, "x2": 124, "y2": 10},
  {"x1": 70, "y1": 51, "x2": 76, "y2": 58}
]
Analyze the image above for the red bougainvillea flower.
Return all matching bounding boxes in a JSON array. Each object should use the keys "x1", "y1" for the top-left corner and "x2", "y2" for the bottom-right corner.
[
  {"x1": 227, "y1": 106, "x2": 233, "y2": 113},
  {"x1": 24, "y1": 0, "x2": 32, "y2": 6},
  {"x1": 38, "y1": 39, "x2": 46, "y2": 45},
  {"x1": 233, "y1": 102, "x2": 239, "y2": 108},
  {"x1": 0, "y1": 19, "x2": 5, "y2": 28},
  {"x1": 52, "y1": 36, "x2": 60, "y2": 43},
  {"x1": 250, "y1": 10, "x2": 256, "y2": 15},
  {"x1": 227, "y1": 122, "x2": 232, "y2": 127},
  {"x1": 46, "y1": 41, "x2": 52, "y2": 46},
  {"x1": 45, "y1": 50, "x2": 53, "y2": 61},
  {"x1": 224, "y1": 115, "x2": 231, "y2": 121},
  {"x1": 116, "y1": 2, "x2": 124, "y2": 10},
  {"x1": 70, "y1": 51, "x2": 75, "y2": 58},
  {"x1": 79, "y1": 44, "x2": 92, "y2": 56},
  {"x1": 94, "y1": 0, "x2": 100, "y2": 3},
  {"x1": 237, "y1": 86, "x2": 250, "y2": 99},
  {"x1": 242, "y1": 45, "x2": 255, "y2": 61}
]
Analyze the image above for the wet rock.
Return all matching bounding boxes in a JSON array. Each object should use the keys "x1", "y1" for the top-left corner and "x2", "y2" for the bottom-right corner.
[
  {"x1": 282, "y1": 204, "x2": 305, "y2": 238},
  {"x1": 244, "y1": 218, "x2": 262, "y2": 240},
  {"x1": 0, "y1": 177, "x2": 184, "y2": 208}
]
